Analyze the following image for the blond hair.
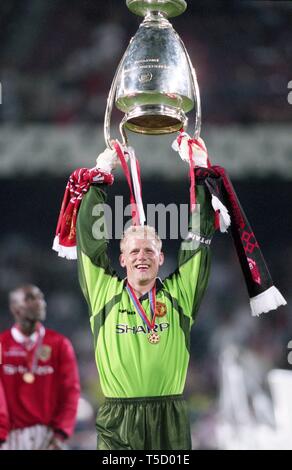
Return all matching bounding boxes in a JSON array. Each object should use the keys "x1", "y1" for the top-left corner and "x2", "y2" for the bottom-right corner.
[{"x1": 120, "y1": 225, "x2": 162, "y2": 253}]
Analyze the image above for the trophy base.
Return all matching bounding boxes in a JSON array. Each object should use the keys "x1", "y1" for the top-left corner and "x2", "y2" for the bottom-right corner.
[
  {"x1": 123, "y1": 105, "x2": 187, "y2": 135},
  {"x1": 126, "y1": 0, "x2": 187, "y2": 18}
]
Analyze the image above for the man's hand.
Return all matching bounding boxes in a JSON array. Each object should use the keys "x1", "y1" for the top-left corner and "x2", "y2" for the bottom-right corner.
[
  {"x1": 96, "y1": 147, "x2": 119, "y2": 174},
  {"x1": 172, "y1": 133, "x2": 209, "y2": 168},
  {"x1": 0, "y1": 440, "x2": 6, "y2": 449},
  {"x1": 47, "y1": 433, "x2": 66, "y2": 450},
  {"x1": 96, "y1": 140, "x2": 130, "y2": 174}
]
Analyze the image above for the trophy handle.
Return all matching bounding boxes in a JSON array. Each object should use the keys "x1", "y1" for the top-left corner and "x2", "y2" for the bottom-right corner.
[
  {"x1": 104, "y1": 47, "x2": 130, "y2": 149},
  {"x1": 119, "y1": 118, "x2": 129, "y2": 147},
  {"x1": 178, "y1": 37, "x2": 202, "y2": 140}
]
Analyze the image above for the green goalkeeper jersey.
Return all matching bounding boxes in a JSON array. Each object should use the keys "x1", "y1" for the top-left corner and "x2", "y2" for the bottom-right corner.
[{"x1": 76, "y1": 182, "x2": 214, "y2": 398}]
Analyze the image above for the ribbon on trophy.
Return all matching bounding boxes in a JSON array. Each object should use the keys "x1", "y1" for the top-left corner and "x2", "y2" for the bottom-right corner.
[
  {"x1": 113, "y1": 141, "x2": 146, "y2": 227},
  {"x1": 172, "y1": 130, "x2": 211, "y2": 212}
]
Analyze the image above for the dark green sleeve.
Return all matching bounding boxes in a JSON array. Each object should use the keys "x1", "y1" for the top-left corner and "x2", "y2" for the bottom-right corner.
[
  {"x1": 163, "y1": 182, "x2": 215, "y2": 323},
  {"x1": 76, "y1": 185, "x2": 122, "y2": 317}
]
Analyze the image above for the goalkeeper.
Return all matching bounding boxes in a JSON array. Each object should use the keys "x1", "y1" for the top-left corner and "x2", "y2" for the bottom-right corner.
[{"x1": 76, "y1": 141, "x2": 215, "y2": 450}]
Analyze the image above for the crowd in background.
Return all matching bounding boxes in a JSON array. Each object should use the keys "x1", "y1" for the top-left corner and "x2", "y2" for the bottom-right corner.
[{"x1": 0, "y1": 0, "x2": 291, "y2": 125}]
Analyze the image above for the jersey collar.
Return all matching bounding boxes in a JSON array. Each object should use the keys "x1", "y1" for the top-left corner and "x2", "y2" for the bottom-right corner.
[{"x1": 11, "y1": 323, "x2": 45, "y2": 346}]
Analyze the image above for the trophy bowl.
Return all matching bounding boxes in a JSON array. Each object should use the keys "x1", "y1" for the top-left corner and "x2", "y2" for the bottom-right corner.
[
  {"x1": 104, "y1": 0, "x2": 201, "y2": 144},
  {"x1": 126, "y1": 0, "x2": 187, "y2": 18},
  {"x1": 115, "y1": 12, "x2": 194, "y2": 135}
]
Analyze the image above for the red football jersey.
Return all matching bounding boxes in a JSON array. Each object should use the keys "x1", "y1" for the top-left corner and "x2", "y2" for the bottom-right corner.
[{"x1": 0, "y1": 325, "x2": 80, "y2": 442}]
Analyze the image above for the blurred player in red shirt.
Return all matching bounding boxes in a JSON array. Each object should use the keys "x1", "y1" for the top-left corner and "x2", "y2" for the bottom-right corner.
[{"x1": 0, "y1": 285, "x2": 80, "y2": 450}]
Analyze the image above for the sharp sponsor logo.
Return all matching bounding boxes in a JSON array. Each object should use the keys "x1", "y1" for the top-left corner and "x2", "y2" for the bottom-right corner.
[
  {"x1": 4, "y1": 349, "x2": 27, "y2": 357},
  {"x1": 3, "y1": 364, "x2": 54, "y2": 376},
  {"x1": 116, "y1": 323, "x2": 169, "y2": 335}
]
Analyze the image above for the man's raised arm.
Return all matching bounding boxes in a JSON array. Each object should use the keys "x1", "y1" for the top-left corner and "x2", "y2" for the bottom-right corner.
[
  {"x1": 76, "y1": 149, "x2": 122, "y2": 316},
  {"x1": 164, "y1": 173, "x2": 216, "y2": 324}
]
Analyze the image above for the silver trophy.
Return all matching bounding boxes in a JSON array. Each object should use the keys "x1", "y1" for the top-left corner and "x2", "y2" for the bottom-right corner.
[{"x1": 104, "y1": 0, "x2": 201, "y2": 146}]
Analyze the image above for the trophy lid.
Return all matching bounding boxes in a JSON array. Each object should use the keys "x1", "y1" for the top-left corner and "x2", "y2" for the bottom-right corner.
[{"x1": 126, "y1": 0, "x2": 187, "y2": 18}]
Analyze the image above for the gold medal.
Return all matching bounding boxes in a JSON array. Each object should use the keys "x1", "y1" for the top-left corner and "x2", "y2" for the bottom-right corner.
[
  {"x1": 126, "y1": 284, "x2": 162, "y2": 344},
  {"x1": 23, "y1": 372, "x2": 35, "y2": 384},
  {"x1": 148, "y1": 331, "x2": 160, "y2": 344}
]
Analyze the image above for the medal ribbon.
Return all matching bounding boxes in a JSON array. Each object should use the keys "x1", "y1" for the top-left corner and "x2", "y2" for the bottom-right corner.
[
  {"x1": 29, "y1": 334, "x2": 43, "y2": 375},
  {"x1": 24, "y1": 324, "x2": 44, "y2": 376},
  {"x1": 126, "y1": 283, "x2": 157, "y2": 331}
]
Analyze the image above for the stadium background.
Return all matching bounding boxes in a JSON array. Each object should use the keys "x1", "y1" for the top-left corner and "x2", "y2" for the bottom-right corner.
[{"x1": 0, "y1": 0, "x2": 291, "y2": 449}]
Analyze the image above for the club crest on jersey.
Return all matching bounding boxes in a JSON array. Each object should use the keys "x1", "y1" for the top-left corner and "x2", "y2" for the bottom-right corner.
[
  {"x1": 155, "y1": 301, "x2": 167, "y2": 317},
  {"x1": 37, "y1": 345, "x2": 52, "y2": 361}
]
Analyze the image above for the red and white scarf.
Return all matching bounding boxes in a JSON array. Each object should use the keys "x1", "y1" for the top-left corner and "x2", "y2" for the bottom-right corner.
[
  {"x1": 173, "y1": 130, "x2": 286, "y2": 316},
  {"x1": 52, "y1": 142, "x2": 146, "y2": 260},
  {"x1": 52, "y1": 167, "x2": 114, "y2": 259}
]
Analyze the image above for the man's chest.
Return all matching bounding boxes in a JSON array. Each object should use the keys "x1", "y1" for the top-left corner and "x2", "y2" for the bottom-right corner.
[{"x1": 1, "y1": 341, "x2": 56, "y2": 379}]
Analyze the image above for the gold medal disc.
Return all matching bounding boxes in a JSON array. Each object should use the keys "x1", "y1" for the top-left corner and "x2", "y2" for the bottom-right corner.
[
  {"x1": 148, "y1": 331, "x2": 160, "y2": 344},
  {"x1": 23, "y1": 372, "x2": 35, "y2": 384}
]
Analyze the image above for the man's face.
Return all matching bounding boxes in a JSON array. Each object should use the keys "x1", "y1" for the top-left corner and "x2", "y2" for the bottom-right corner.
[
  {"x1": 10, "y1": 286, "x2": 47, "y2": 325},
  {"x1": 119, "y1": 236, "x2": 164, "y2": 286}
]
